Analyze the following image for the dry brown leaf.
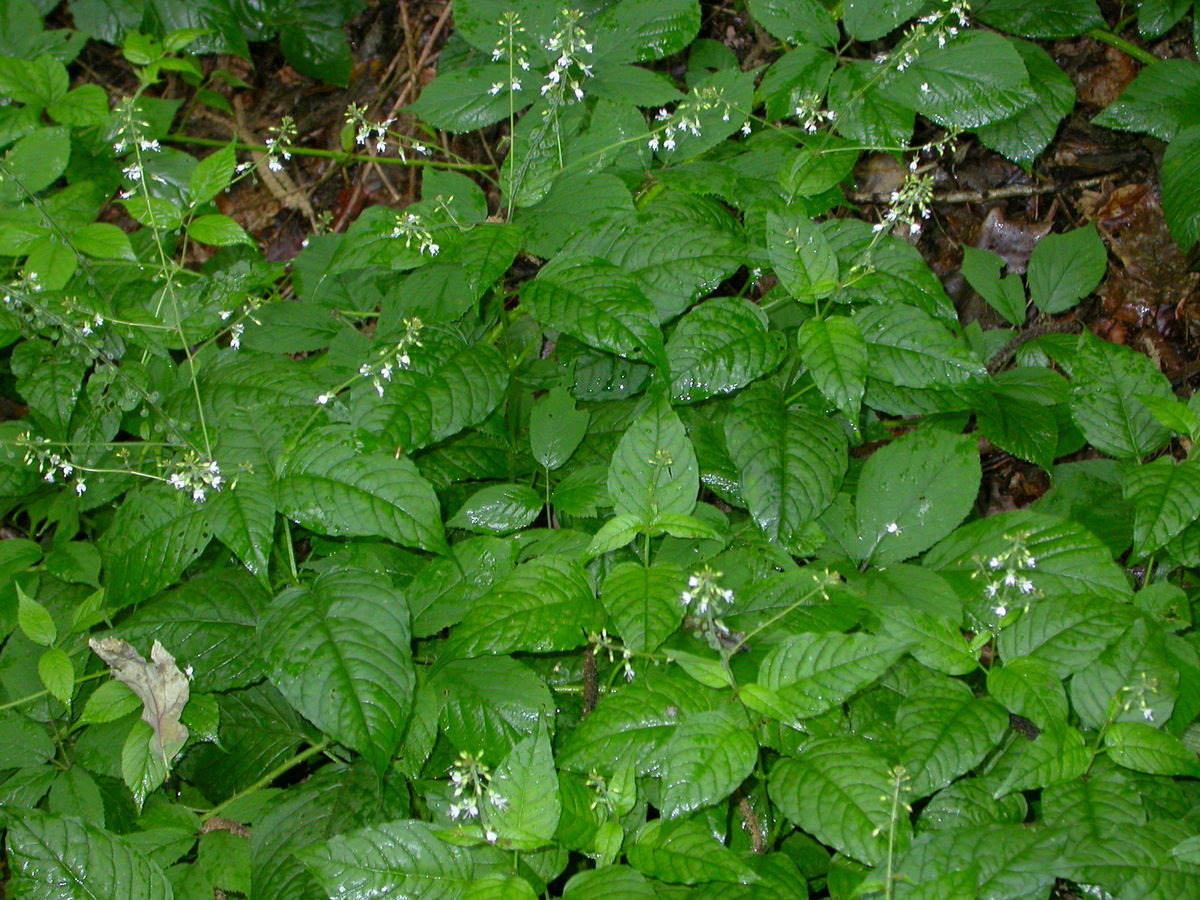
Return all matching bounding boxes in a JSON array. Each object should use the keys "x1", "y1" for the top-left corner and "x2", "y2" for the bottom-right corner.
[{"x1": 89, "y1": 637, "x2": 190, "y2": 761}]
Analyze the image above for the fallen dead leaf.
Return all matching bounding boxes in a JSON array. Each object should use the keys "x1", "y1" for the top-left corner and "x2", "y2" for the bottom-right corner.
[{"x1": 89, "y1": 637, "x2": 190, "y2": 762}]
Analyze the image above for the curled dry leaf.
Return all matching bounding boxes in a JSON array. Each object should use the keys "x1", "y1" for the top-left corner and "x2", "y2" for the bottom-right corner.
[{"x1": 88, "y1": 637, "x2": 190, "y2": 761}]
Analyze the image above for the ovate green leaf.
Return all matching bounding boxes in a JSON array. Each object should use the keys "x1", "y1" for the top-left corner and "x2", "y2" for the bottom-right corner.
[{"x1": 257, "y1": 568, "x2": 415, "y2": 771}]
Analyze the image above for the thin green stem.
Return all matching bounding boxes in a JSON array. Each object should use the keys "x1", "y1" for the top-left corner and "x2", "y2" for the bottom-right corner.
[
  {"x1": 1087, "y1": 28, "x2": 1159, "y2": 65},
  {"x1": 0, "y1": 671, "x2": 107, "y2": 714},
  {"x1": 201, "y1": 739, "x2": 330, "y2": 822},
  {"x1": 164, "y1": 133, "x2": 492, "y2": 172}
]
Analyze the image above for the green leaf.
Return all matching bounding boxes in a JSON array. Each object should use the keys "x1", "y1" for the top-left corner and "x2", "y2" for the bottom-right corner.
[
  {"x1": 530, "y1": 387, "x2": 589, "y2": 471},
  {"x1": 1068, "y1": 332, "x2": 1173, "y2": 460},
  {"x1": 666, "y1": 298, "x2": 786, "y2": 404},
  {"x1": 1163, "y1": 123, "x2": 1200, "y2": 250},
  {"x1": 559, "y1": 205, "x2": 746, "y2": 320},
  {"x1": 17, "y1": 586, "x2": 56, "y2": 646},
  {"x1": 797, "y1": 315, "x2": 868, "y2": 420},
  {"x1": 559, "y1": 671, "x2": 719, "y2": 776},
  {"x1": 449, "y1": 484, "x2": 542, "y2": 536},
  {"x1": 659, "y1": 708, "x2": 757, "y2": 818},
  {"x1": 593, "y1": 0, "x2": 701, "y2": 63},
  {"x1": 188, "y1": 143, "x2": 237, "y2": 206},
  {"x1": 70, "y1": 223, "x2": 136, "y2": 261},
  {"x1": 1061, "y1": 821, "x2": 1200, "y2": 900},
  {"x1": 724, "y1": 386, "x2": 847, "y2": 553},
  {"x1": 1027, "y1": 223, "x2": 1107, "y2": 313},
  {"x1": 121, "y1": 719, "x2": 170, "y2": 809},
  {"x1": 747, "y1": 0, "x2": 838, "y2": 47},
  {"x1": 608, "y1": 395, "x2": 698, "y2": 523},
  {"x1": 80, "y1": 680, "x2": 140, "y2": 725},
  {"x1": 275, "y1": 426, "x2": 448, "y2": 557},
  {"x1": 974, "y1": 0, "x2": 1104, "y2": 37},
  {"x1": 855, "y1": 428, "x2": 981, "y2": 565},
  {"x1": 1069, "y1": 617, "x2": 1178, "y2": 731},
  {"x1": 759, "y1": 45, "x2": 837, "y2": 121},
  {"x1": 1042, "y1": 768, "x2": 1146, "y2": 835},
  {"x1": 866, "y1": 565, "x2": 976, "y2": 676},
  {"x1": 187, "y1": 213, "x2": 252, "y2": 246},
  {"x1": 961, "y1": 246, "x2": 1026, "y2": 325},
  {"x1": 842, "y1": 0, "x2": 926, "y2": 40},
  {"x1": 0, "y1": 710, "x2": 55, "y2": 768},
  {"x1": 442, "y1": 555, "x2": 601, "y2": 659},
  {"x1": 769, "y1": 738, "x2": 907, "y2": 866},
  {"x1": 38, "y1": 647, "x2": 74, "y2": 707},
  {"x1": 887, "y1": 31, "x2": 1036, "y2": 129},
  {"x1": 7, "y1": 810, "x2": 173, "y2": 900},
  {"x1": 1094, "y1": 59, "x2": 1200, "y2": 142},
  {"x1": 117, "y1": 569, "x2": 269, "y2": 693},
  {"x1": 986, "y1": 657, "x2": 1069, "y2": 730},
  {"x1": 1137, "y1": 392, "x2": 1200, "y2": 440},
  {"x1": 601, "y1": 562, "x2": 684, "y2": 654},
  {"x1": 487, "y1": 721, "x2": 561, "y2": 849},
  {"x1": 986, "y1": 723, "x2": 1091, "y2": 795},
  {"x1": 895, "y1": 678, "x2": 1009, "y2": 799},
  {"x1": 409, "y1": 65, "x2": 530, "y2": 132},
  {"x1": 976, "y1": 40, "x2": 1077, "y2": 167},
  {"x1": 628, "y1": 817, "x2": 758, "y2": 885},
  {"x1": 890, "y1": 826, "x2": 1069, "y2": 900},
  {"x1": 1124, "y1": 456, "x2": 1200, "y2": 559},
  {"x1": 855, "y1": 304, "x2": 986, "y2": 390},
  {"x1": 924, "y1": 510, "x2": 1134, "y2": 610},
  {"x1": 752, "y1": 632, "x2": 910, "y2": 720},
  {"x1": 514, "y1": 172, "x2": 637, "y2": 258},
  {"x1": 280, "y1": 23, "x2": 351, "y2": 85},
  {"x1": 1106, "y1": 723, "x2": 1200, "y2": 776},
  {"x1": 0, "y1": 126, "x2": 68, "y2": 201},
  {"x1": 767, "y1": 207, "x2": 838, "y2": 300},
  {"x1": 99, "y1": 484, "x2": 213, "y2": 611},
  {"x1": 563, "y1": 867, "x2": 657, "y2": 900},
  {"x1": 300, "y1": 819, "x2": 474, "y2": 900},
  {"x1": 975, "y1": 387, "x2": 1059, "y2": 472},
  {"x1": 585, "y1": 514, "x2": 643, "y2": 558},
  {"x1": 524, "y1": 259, "x2": 666, "y2": 372},
  {"x1": 432, "y1": 656, "x2": 555, "y2": 762},
  {"x1": 257, "y1": 567, "x2": 416, "y2": 771},
  {"x1": 828, "y1": 60, "x2": 915, "y2": 149}
]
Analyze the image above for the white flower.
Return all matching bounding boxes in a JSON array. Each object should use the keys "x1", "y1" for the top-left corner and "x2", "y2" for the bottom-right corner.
[
  {"x1": 492, "y1": 48, "x2": 503, "y2": 61},
  {"x1": 1018, "y1": 578, "x2": 1035, "y2": 594},
  {"x1": 663, "y1": 138, "x2": 675, "y2": 151},
  {"x1": 919, "y1": 82, "x2": 930, "y2": 93},
  {"x1": 1004, "y1": 571, "x2": 1018, "y2": 587},
  {"x1": 648, "y1": 137, "x2": 660, "y2": 151},
  {"x1": 192, "y1": 487, "x2": 206, "y2": 503},
  {"x1": 140, "y1": 139, "x2": 160, "y2": 151},
  {"x1": 741, "y1": 121, "x2": 752, "y2": 136},
  {"x1": 485, "y1": 829, "x2": 498, "y2": 843},
  {"x1": 268, "y1": 158, "x2": 284, "y2": 172},
  {"x1": 988, "y1": 557, "x2": 1002, "y2": 569},
  {"x1": 488, "y1": 82, "x2": 503, "y2": 96},
  {"x1": 490, "y1": 793, "x2": 509, "y2": 810},
  {"x1": 74, "y1": 479, "x2": 86, "y2": 496},
  {"x1": 885, "y1": 522, "x2": 901, "y2": 534},
  {"x1": 511, "y1": 79, "x2": 521, "y2": 91},
  {"x1": 994, "y1": 605, "x2": 1007, "y2": 618},
  {"x1": 316, "y1": 394, "x2": 330, "y2": 405},
  {"x1": 1143, "y1": 707, "x2": 1154, "y2": 722}
]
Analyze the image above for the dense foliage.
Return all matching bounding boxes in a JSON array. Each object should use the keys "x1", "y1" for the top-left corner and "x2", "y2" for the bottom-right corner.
[{"x1": 2, "y1": 0, "x2": 1200, "y2": 898}]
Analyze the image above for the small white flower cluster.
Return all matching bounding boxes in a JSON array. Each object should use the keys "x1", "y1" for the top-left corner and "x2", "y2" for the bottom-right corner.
[
  {"x1": 972, "y1": 532, "x2": 1038, "y2": 620},
  {"x1": 389, "y1": 212, "x2": 440, "y2": 256},
  {"x1": 357, "y1": 316, "x2": 423, "y2": 398},
  {"x1": 1118, "y1": 672, "x2": 1161, "y2": 723},
  {"x1": 591, "y1": 628, "x2": 636, "y2": 682},
  {"x1": 448, "y1": 750, "x2": 507, "y2": 842},
  {"x1": 647, "y1": 84, "x2": 736, "y2": 154},
  {"x1": 167, "y1": 451, "x2": 223, "y2": 503},
  {"x1": 345, "y1": 103, "x2": 396, "y2": 155},
  {"x1": 872, "y1": 160, "x2": 934, "y2": 237},
  {"x1": 681, "y1": 565, "x2": 735, "y2": 618},
  {"x1": 877, "y1": 0, "x2": 971, "y2": 79},
  {"x1": 19, "y1": 432, "x2": 86, "y2": 495},
  {"x1": 538, "y1": 9, "x2": 594, "y2": 105},
  {"x1": 264, "y1": 116, "x2": 297, "y2": 173},
  {"x1": 792, "y1": 89, "x2": 837, "y2": 135}
]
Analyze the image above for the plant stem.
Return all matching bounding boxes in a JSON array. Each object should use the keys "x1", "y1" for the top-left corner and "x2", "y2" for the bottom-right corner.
[
  {"x1": 164, "y1": 134, "x2": 492, "y2": 172},
  {"x1": 1087, "y1": 28, "x2": 1160, "y2": 65},
  {"x1": 0, "y1": 671, "x2": 107, "y2": 713},
  {"x1": 201, "y1": 739, "x2": 330, "y2": 822}
]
